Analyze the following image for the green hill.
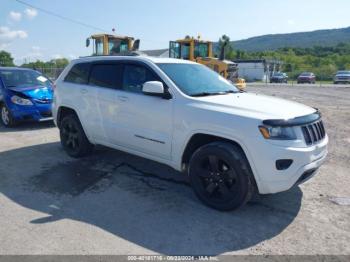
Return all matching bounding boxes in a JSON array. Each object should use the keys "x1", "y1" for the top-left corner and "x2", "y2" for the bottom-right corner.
[{"x1": 231, "y1": 27, "x2": 350, "y2": 51}]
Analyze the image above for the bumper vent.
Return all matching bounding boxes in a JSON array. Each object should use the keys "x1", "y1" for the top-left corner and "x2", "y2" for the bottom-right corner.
[
  {"x1": 301, "y1": 120, "x2": 326, "y2": 145},
  {"x1": 40, "y1": 111, "x2": 52, "y2": 118}
]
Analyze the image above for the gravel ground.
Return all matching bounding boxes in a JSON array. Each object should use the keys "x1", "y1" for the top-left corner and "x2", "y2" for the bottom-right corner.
[{"x1": 0, "y1": 84, "x2": 349, "y2": 255}]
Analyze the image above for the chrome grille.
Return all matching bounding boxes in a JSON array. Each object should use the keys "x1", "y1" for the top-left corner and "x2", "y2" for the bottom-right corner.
[{"x1": 301, "y1": 120, "x2": 326, "y2": 145}]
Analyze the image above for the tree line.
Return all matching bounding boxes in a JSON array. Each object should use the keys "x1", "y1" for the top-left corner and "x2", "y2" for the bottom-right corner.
[
  {"x1": 0, "y1": 50, "x2": 69, "y2": 70},
  {"x1": 218, "y1": 35, "x2": 350, "y2": 80},
  {"x1": 2, "y1": 38, "x2": 350, "y2": 80}
]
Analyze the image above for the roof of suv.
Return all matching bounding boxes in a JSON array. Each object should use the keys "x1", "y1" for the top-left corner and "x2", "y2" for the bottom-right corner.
[{"x1": 72, "y1": 55, "x2": 196, "y2": 65}]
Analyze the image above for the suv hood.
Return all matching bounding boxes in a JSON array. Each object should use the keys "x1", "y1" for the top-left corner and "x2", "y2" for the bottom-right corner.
[
  {"x1": 7, "y1": 85, "x2": 53, "y2": 100},
  {"x1": 193, "y1": 92, "x2": 316, "y2": 120}
]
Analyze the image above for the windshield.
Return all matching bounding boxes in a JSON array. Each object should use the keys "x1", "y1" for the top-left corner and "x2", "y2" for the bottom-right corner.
[
  {"x1": 273, "y1": 72, "x2": 284, "y2": 76},
  {"x1": 109, "y1": 38, "x2": 129, "y2": 54},
  {"x1": 0, "y1": 69, "x2": 51, "y2": 88},
  {"x1": 194, "y1": 42, "x2": 209, "y2": 58},
  {"x1": 337, "y1": 71, "x2": 350, "y2": 75},
  {"x1": 300, "y1": 72, "x2": 312, "y2": 76},
  {"x1": 157, "y1": 63, "x2": 239, "y2": 96}
]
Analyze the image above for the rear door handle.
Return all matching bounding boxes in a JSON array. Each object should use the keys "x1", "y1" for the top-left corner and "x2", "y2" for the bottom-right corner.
[
  {"x1": 118, "y1": 96, "x2": 128, "y2": 102},
  {"x1": 80, "y1": 88, "x2": 88, "y2": 94}
]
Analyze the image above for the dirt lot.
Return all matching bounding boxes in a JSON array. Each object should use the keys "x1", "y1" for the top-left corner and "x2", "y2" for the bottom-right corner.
[{"x1": 0, "y1": 85, "x2": 349, "y2": 255}]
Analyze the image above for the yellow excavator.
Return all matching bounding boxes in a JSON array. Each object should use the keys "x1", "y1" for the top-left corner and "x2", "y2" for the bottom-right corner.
[
  {"x1": 86, "y1": 34, "x2": 140, "y2": 55},
  {"x1": 169, "y1": 37, "x2": 246, "y2": 89}
]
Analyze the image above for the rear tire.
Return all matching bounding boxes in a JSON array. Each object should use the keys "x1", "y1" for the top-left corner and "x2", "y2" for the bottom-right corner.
[
  {"x1": 188, "y1": 142, "x2": 254, "y2": 211},
  {"x1": 0, "y1": 104, "x2": 16, "y2": 127},
  {"x1": 59, "y1": 114, "x2": 93, "y2": 158}
]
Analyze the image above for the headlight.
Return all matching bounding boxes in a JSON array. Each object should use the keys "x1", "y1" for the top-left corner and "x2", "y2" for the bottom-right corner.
[
  {"x1": 11, "y1": 95, "x2": 33, "y2": 106},
  {"x1": 259, "y1": 126, "x2": 296, "y2": 140}
]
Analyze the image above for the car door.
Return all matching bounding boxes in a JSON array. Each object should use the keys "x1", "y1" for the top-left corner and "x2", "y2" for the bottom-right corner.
[
  {"x1": 111, "y1": 62, "x2": 173, "y2": 160},
  {"x1": 88, "y1": 62, "x2": 124, "y2": 142}
]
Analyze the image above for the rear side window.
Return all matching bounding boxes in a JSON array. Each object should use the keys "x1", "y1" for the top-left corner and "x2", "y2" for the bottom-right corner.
[
  {"x1": 89, "y1": 64, "x2": 123, "y2": 89},
  {"x1": 122, "y1": 64, "x2": 159, "y2": 93},
  {"x1": 64, "y1": 63, "x2": 90, "y2": 84}
]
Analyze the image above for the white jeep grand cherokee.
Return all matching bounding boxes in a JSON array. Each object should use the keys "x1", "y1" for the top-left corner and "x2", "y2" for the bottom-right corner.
[{"x1": 53, "y1": 56, "x2": 328, "y2": 211}]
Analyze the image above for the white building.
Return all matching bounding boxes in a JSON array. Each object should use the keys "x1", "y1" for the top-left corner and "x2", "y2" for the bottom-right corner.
[
  {"x1": 233, "y1": 59, "x2": 283, "y2": 82},
  {"x1": 141, "y1": 49, "x2": 169, "y2": 58}
]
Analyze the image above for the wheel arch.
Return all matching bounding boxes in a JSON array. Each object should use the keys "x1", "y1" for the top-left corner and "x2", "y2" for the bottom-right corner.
[
  {"x1": 180, "y1": 132, "x2": 259, "y2": 189},
  {"x1": 56, "y1": 106, "x2": 79, "y2": 128},
  {"x1": 182, "y1": 133, "x2": 246, "y2": 164}
]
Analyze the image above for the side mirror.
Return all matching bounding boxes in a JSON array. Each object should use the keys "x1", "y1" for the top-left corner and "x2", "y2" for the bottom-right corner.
[
  {"x1": 142, "y1": 81, "x2": 171, "y2": 99},
  {"x1": 86, "y1": 38, "x2": 90, "y2": 47}
]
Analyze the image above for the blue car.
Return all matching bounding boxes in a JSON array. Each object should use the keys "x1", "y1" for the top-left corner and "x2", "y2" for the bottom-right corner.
[{"x1": 0, "y1": 67, "x2": 53, "y2": 127}]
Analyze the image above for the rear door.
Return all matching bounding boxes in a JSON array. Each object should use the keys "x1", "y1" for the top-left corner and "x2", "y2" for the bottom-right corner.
[
  {"x1": 62, "y1": 62, "x2": 102, "y2": 139},
  {"x1": 88, "y1": 62, "x2": 123, "y2": 142}
]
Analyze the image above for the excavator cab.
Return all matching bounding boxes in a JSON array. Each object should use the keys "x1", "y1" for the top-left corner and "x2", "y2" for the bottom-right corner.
[
  {"x1": 169, "y1": 38, "x2": 213, "y2": 61},
  {"x1": 169, "y1": 37, "x2": 246, "y2": 90},
  {"x1": 86, "y1": 34, "x2": 140, "y2": 56}
]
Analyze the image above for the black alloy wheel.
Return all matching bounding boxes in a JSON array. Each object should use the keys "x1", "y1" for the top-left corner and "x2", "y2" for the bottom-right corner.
[
  {"x1": 189, "y1": 142, "x2": 254, "y2": 211},
  {"x1": 60, "y1": 114, "x2": 93, "y2": 157}
]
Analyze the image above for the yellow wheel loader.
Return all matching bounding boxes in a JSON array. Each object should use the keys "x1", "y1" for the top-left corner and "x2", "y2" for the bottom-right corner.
[
  {"x1": 169, "y1": 37, "x2": 246, "y2": 90},
  {"x1": 86, "y1": 34, "x2": 140, "y2": 56}
]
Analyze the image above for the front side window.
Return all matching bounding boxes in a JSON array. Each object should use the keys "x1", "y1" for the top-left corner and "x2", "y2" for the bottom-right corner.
[
  {"x1": 65, "y1": 63, "x2": 90, "y2": 84},
  {"x1": 94, "y1": 39, "x2": 104, "y2": 55},
  {"x1": 169, "y1": 41, "x2": 180, "y2": 59},
  {"x1": 180, "y1": 44, "x2": 190, "y2": 60},
  {"x1": 122, "y1": 64, "x2": 159, "y2": 93},
  {"x1": 89, "y1": 64, "x2": 123, "y2": 89},
  {"x1": 157, "y1": 63, "x2": 238, "y2": 96}
]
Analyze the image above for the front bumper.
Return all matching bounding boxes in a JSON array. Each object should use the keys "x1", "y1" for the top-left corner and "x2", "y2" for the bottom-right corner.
[
  {"x1": 271, "y1": 78, "x2": 287, "y2": 83},
  {"x1": 334, "y1": 78, "x2": 350, "y2": 83},
  {"x1": 9, "y1": 102, "x2": 52, "y2": 122},
  {"x1": 298, "y1": 78, "x2": 313, "y2": 83},
  {"x1": 249, "y1": 135, "x2": 328, "y2": 194}
]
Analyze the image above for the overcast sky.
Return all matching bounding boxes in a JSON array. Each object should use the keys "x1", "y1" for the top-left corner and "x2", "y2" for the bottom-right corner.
[{"x1": 1, "y1": 0, "x2": 350, "y2": 65}]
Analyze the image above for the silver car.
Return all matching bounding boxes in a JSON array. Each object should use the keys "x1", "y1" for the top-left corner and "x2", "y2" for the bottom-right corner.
[{"x1": 334, "y1": 70, "x2": 350, "y2": 84}]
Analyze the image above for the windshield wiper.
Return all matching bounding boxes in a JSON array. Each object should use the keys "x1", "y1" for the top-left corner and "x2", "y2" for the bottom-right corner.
[{"x1": 190, "y1": 90, "x2": 237, "y2": 97}]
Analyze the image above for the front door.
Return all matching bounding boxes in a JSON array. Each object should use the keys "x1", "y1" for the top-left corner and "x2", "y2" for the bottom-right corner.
[{"x1": 112, "y1": 63, "x2": 173, "y2": 160}]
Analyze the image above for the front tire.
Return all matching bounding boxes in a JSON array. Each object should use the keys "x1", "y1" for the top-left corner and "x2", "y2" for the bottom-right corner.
[
  {"x1": 0, "y1": 104, "x2": 16, "y2": 127},
  {"x1": 188, "y1": 142, "x2": 254, "y2": 211},
  {"x1": 59, "y1": 114, "x2": 93, "y2": 158}
]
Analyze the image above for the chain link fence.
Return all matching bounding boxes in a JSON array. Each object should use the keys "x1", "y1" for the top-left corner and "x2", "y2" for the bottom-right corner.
[{"x1": 21, "y1": 67, "x2": 65, "y2": 81}]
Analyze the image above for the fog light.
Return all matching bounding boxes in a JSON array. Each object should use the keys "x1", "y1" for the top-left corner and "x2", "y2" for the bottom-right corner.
[{"x1": 276, "y1": 159, "x2": 293, "y2": 170}]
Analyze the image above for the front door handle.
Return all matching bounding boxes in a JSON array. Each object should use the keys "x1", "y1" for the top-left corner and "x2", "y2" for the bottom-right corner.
[
  {"x1": 80, "y1": 88, "x2": 88, "y2": 94},
  {"x1": 118, "y1": 96, "x2": 128, "y2": 102}
]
